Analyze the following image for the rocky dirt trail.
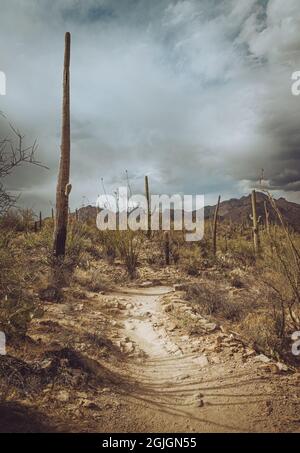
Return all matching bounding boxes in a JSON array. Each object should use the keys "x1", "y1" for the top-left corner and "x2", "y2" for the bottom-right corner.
[
  {"x1": 4, "y1": 283, "x2": 300, "y2": 433},
  {"x1": 94, "y1": 285, "x2": 300, "y2": 433}
]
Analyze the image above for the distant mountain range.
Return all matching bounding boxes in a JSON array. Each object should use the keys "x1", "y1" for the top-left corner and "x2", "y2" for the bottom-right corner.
[
  {"x1": 204, "y1": 192, "x2": 300, "y2": 232},
  {"x1": 77, "y1": 192, "x2": 300, "y2": 232}
]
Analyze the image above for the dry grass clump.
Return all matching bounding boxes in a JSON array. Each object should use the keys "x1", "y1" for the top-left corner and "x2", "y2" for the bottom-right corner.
[
  {"x1": 0, "y1": 289, "x2": 44, "y2": 340},
  {"x1": 186, "y1": 283, "x2": 244, "y2": 321},
  {"x1": 241, "y1": 312, "x2": 284, "y2": 358},
  {"x1": 179, "y1": 247, "x2": 203, "y2": 276},
  {"x1": 73, "y1": 268, "x2": 112, "y2": 293},
  {"x1": 0, "y1": 230, "x2": 44, "y2": 340},
  {"x1": 98, "y1": 230, "x2": 142, "y2": 278}
]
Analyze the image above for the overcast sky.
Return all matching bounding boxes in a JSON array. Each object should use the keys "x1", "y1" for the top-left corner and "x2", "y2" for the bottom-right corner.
[{"x1": 0, "y1": 0, "x2": 300, "y2": 215}]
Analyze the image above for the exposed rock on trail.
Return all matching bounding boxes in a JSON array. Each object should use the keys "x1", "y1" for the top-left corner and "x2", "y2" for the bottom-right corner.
[
  {"x1": 100, "y1": 286, "x2": 300, "y2": 433},
  {"x1": 2, "y1": 284, "x2": 300, "y2": 433}
]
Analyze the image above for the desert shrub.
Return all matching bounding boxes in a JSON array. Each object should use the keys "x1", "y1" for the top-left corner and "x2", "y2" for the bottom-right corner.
[
  {"x1": 222, "y1": 237, "x2": 256, "y2": 266},
  {"x1": 186, "y1": 283, "x2": 244, "y2": 321},
  {"x1": 99, "y1": 231, "x2": 117, "y2": 264},
  {"x1": 230, "y1": 274, "x2": 244, "y2": 288},
  {"x1": 178, "y1": 245, "x2": 203, "y2": 276},
  {"x1": 73, "y1": 268, "x2": 112, "y2": 293},
  {"x1": 65, "y1": 222, "x2": 90, "y2": 268},
  {"x1": 0, "y1": 231, "x2": 43, "y2": 339},
  {"x1": 115, "y1": 231, "x2": 141, "y2": 279},
  {"x1": 0, "y1": 209, "x2": 23, "y2": 231},
  {"x1": 228, "y1": 268, "x2": 245, "y2": 289},
  {"x1": 183, "y1": 261, "x2": 199, "y2": 277},
  {"x1": 241, "y1": 312, "x2": 284, "y2": 358},
  {"x1": 146, "y1": 249, "x2": 163, "y2": 266},
  {"x1": 0, "y1": 232, "x2": 19, "y2": 297},
  {"x1": 18, "y1": 208, "x2": 36, "y2": 232},
  {"x1": 0, "y1": 289, "x2": 43, "y2": 340},
  {"x1": 259, "y1": 199, "x2": 300, "y2": 332},
  {"x1": 22, "y1": 220, "x2": 53, "y2": 251}
]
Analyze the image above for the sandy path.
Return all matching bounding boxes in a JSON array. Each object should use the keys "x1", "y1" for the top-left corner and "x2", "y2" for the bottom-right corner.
[{"x1": 99, "y1": 286, "x2": 300, "y2": 433}]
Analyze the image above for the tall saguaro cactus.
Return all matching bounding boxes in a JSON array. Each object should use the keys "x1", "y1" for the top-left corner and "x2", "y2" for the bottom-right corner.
[
  {"x1": 250, "y1": 190, "x2": 260, "y2": 255},
  {"x1": 264, "y1": 200, "x2": 270, "y2": 234},
  {"x1": 212, "y1": 195, "x2": 221, "y2": 256},
  {"x1": 53, "y1": 32, "x2": 72, "y2": 258},
  {"x1": 164, "y1": 231, "x2": 170, "y2": 265},
  {"x1": 145, "y1": 175, "x2": 151, "y2": 238}
]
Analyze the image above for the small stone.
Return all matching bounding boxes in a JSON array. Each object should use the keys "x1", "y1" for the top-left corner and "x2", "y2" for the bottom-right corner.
[
  {"x1": 39, "y1": 358, "x2": 54, "y2": 370},
  {"x1": 56, "y1": 390, "x2": 70, "y2": 402},
  {"x1": 83, "y1": 401, "x2": 101, "y2": 411},
  {"x1": 167, "y1": 322, "x2": 178, "y2": 332},
  {"x1": 260, "y1": 363, "x2": 279, "y2": 374},
  {"x1": 255, "y1": 354, "x2": 271, "y2": 364},
  {"x1": 201, "y1": 322, "x2": 218, "y2": 333},
  {"x1": 140, "y1": 281, "x2": 153, "y2": 288},
  {"x1": 192, "y1": 355, "x2": 209, "y2": 367},
  {"x1": 276, "y1": 362, "x2": 289, "y2": 372},
  {"x1": 211, "y1": 356, "x2": 221, "y2": 364},
  {"x1": 101, "y1": 387, "x2": 111, "y2": 394},
  {"x1": 123, "y1": 342, "x2": 134, "y2": 354}
]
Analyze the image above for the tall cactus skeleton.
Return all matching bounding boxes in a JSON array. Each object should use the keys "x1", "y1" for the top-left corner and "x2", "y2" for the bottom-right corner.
[
  {"x1": 145, "y1": 175, "x2": 151, "y2": 238},
  {"x1": 250, "y1": 190, "x2": 261, "y2": 255},
  {"x1": 164, "y1": 231, "x2": 170, "y2": 265},
  {"x1": 53, "y1": 32, "x2": 72, "y2": 258},
  {"x1": 264, "y1": 200, "x2": 270, "y2": 234},
  {"x1": 212, "y1": 195, "x2": 221, "y2": 256}
]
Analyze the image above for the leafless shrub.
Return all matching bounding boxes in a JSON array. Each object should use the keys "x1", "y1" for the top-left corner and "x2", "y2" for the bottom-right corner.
[
  {"x1": 241, "y1": 311, "x2": 284, "y2": 358},
  {"x1": 186, "y1": 283, "x2": 244, "y2": 321},
  {"x1": 261, "y1": 192, "x2": 300, "y2": 331},
  {"x1": 0, "y1": 289, "x2": 44, "y2": 340},
  {"x1": 0, "y1": 114, "x2": 47, "y2": 215},
  {"x1": 73, "y1": 268, "x2": 112, "y2": 293},
  {"x1": 115, "y1": 231, "x2": 141, "y2": 279}
]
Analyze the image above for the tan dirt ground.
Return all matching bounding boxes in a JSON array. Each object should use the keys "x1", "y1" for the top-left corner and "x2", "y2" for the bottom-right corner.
[{"x1": 2, "y1": 281, "x2": 300, "y2": 433}]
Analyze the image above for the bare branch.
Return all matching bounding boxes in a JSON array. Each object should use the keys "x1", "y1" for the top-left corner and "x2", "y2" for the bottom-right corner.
[{"x1": 0, "y1": 116, "x2": 48, "y2": 215}]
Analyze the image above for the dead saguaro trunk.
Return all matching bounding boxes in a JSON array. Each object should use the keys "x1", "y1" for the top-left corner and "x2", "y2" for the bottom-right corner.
[
  {"x1": 164, "y1": 231, "x2": 170, "y2": 265},
  {"x1": 39, "y1": 211, "x2": 42, "y2": 230},
  {"x1": 264, "y1": 200, "x2": 270, "y2": 234},
  {"x1": 53, "y1": 32, "x2": 72, "y2": 258},
  {"x1": 34, "y1": 221, "x2": 38, "y2": 233},
  {"x1": 145, "y1": 175, "x2": 151, "y2": 238},
  {"x1": 51, "y1": 208, "x2": 54, "y2": 220},
  {"x1": 250, "y1": 190, "x2": 260, "y2": 255},
  {"x1": 212, "y1": 195, "x2": 221, "y2": 256}
]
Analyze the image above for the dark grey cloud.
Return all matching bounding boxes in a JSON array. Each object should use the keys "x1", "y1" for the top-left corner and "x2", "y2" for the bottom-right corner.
[{"x1": 0, "y1": 0, "x2": 300, "y2": 215}]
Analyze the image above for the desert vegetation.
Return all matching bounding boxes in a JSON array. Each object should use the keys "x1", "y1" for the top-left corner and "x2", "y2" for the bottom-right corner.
[
  {"x1": 1, "y1": 189, "x2": 299, "y2": 361},
  {"x1": 1, "y1": 33, "x2": 300, "y2": 434}
]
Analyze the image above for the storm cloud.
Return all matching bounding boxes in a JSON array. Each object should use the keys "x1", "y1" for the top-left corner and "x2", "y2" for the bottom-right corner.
[{"x1": 0, "y1": 0, "x2": 299, "y2": 214}]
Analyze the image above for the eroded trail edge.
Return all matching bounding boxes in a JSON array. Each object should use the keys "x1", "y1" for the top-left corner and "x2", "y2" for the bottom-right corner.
[{"x1": 103, "y1": 286, "x2": 299, "y2": 433}]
